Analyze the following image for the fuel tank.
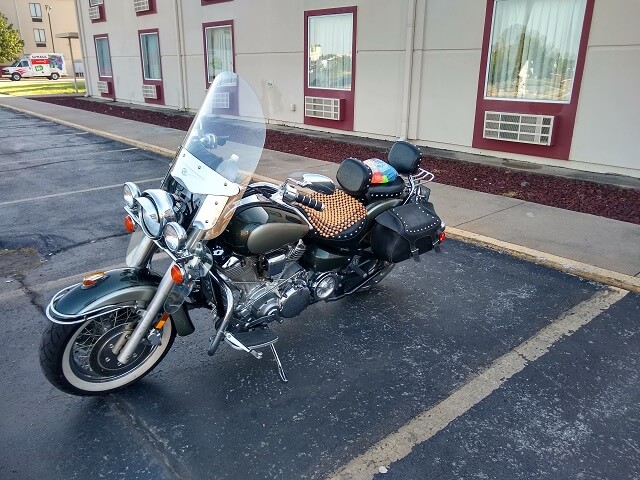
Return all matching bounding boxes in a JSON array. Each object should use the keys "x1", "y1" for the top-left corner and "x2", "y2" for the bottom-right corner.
[{"x1": 223, "y1": 203, "x2": 309, "y2": 255}]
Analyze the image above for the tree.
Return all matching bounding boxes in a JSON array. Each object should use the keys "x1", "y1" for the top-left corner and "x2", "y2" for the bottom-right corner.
[{"x1": 0, "y1": 12, "x2": 24, "y2": 64}]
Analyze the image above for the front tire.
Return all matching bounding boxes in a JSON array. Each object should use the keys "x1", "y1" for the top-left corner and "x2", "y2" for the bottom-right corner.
[
  {"x1": 40, "y1": 305, "x2": 176, "y2": 396},
  {"x1": 11, "y1": 73, "x2": 21, "y2": 81}
]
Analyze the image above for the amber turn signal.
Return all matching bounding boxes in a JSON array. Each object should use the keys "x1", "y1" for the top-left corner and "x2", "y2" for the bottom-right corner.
[
  {"x1": 82, "y1": 271, "x2": 107, "y2": 288},
  {"x1": 170, "y1": 264, "x2": 185, "y2": 284},
  {"x1": 124, "y1": 215, "x2": 136, "y2": 233}
]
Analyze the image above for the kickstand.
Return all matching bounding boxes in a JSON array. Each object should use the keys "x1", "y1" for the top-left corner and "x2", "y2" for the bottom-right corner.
[{"x1": 270, "y1": 344, "x2": 288, "y2": 383}]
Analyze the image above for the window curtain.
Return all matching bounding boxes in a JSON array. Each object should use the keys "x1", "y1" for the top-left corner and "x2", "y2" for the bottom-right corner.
[
  {"x1": 141, "y1": 33, "x2": 161, "y2": 80},
  {"x1": 95, "y1": 38, "x2": 112, "y2": 77},
  {"x1": 206, "y1": 26, "x2": 233, "y2": 83},
  {"x1": 308, "y1": 13, "x2": 353, "y2": 90},
  {"x1": 486, "y1": 0, "x2": 587, "y2": 102}
]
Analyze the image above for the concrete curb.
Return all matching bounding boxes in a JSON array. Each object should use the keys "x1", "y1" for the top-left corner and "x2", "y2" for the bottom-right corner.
[
  {"x1": 4, "y1": 103, "x2": 637, "y2": 294},
  {"x1": 447, "y1": 227, "x2": 640, "y2": 294}
]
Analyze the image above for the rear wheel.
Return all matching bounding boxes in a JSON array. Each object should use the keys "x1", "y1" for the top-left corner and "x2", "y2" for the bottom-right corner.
[
  {"x1": 50, "y1": 72, "x2": 59, "y2": 80},
  {"x1": 40, "y1": 305, "x2": 176, "y2": 396}
]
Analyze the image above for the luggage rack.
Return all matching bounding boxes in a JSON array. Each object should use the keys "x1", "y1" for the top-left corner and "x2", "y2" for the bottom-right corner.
[{"x1": 411, "y1": 167, "x2": 435, "y2": 185}]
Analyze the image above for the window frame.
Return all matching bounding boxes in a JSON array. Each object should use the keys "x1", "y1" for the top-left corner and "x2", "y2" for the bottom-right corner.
[
  {"x1": 33, "y1": 28, "x2": 46, "y2": 46},
  {"x1": 93, "y1": 34, "x2": 115, "y2": 99},
  {"x1": 201, "y1": 0, "x2": 232, "y2": 5},
  {"x1": 139, "y1": 30, "x2": 162, "y2": 81},
  {"x1": 202, "y1": 20, "x2": 235, "y2": 89},
  {"x1": 138, "y1": 28, "x2": 164, "y2": 105},
  {"x1": 29, "y1": 3, "x2": 42, "y2": 21},
  {"x1": 472, "y1": 0, "x2": 595, "y2": 160},
  {"x1": 304, "y1": 6, "x2": 357, "y2": 132}
]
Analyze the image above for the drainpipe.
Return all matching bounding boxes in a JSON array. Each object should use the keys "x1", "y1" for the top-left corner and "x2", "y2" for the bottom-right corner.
[
  {"x1": 173, "y1": 0, "x2": 188, "y2": 110},
  {"x1": 399, "y1": 0, "x2": 417, "y2": 141},
  {"x1": 74, "y1": 0, "x2": 92, "y2": 97}
]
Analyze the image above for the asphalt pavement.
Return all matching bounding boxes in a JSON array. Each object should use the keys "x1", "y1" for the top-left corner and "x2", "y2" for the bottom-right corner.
[{"x1": 0, "y1": 107, "x2": 638, "y2": 480}]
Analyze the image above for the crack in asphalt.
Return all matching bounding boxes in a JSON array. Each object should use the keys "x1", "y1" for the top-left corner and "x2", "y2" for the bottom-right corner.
[
  {"x1": 452, "y1": 201, "x2": 527, "y2": 228},
  {"x1": 104, "y1": 395, "x2": 193, "y2": 480}
]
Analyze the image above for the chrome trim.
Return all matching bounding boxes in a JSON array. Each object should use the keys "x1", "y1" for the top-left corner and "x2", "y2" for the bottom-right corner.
[
  {"x1": 123, "y1": 182, "x2": 141, "y2": 208},
  {"x1": 207, "y1": 271, "x2": 235, "y2": 356},
  {"x1": 45, "y1": 285, "x2": 139, "y2": 325}
]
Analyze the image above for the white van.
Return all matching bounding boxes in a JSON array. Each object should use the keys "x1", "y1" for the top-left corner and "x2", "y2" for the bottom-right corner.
[{"x1": 1, "y1": 53, "x2": 67, "y2": 81}]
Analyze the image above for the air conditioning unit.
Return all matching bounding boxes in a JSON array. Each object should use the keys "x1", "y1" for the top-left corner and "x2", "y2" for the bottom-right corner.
[
  {"x1": 141, "y1": 84, "x2": 158, "y2": 99},
  {"x1": 97, "y1": 80, "x2": 111, "y2": 94},
  {"x1": 134, "y1": 0, "x2": 150, "y2": 12},
  {"x1": 304, "y1": 96, "x2": 342, "y2": 121},
  {"x1": 212, "y1": 92, "x2": 230, "y2": 109},
  {"x1": 88, "y1": 6, "x2": 101, "y2": 20},
  {"x1": 483, "y1": 111, "x2": 555, "y2": 146}
]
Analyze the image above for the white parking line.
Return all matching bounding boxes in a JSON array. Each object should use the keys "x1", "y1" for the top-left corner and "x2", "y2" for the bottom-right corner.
[
  {"x1": 327, "y1": 287, "x2": 629, "y2": 480},
  {"x1": 0, "y1": 177, "x2": 163, "y2": 207}
]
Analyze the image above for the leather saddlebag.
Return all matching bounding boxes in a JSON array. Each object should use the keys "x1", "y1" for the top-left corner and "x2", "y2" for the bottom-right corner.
[{"x1": 371, "y1": 203, "x2": 442, "y2": 263}]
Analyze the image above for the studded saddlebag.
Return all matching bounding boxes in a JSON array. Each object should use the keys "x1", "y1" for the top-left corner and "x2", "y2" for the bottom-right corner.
[{"x1": 371, "y1": 203, "x2": 442, "y2": 263}]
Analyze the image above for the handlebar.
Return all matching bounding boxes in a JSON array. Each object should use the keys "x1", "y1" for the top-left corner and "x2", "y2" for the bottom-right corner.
[{"x1": 294, "y1": 193, "x2": 324, "y2": 212}]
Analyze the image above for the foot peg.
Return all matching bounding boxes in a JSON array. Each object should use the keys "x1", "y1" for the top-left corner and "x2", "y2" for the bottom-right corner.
[{"x1": 223, "y1": 328, "x2": 288, "y2": 383}]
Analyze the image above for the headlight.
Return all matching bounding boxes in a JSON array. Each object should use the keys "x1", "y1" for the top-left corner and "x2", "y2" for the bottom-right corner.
[
  {"x1": 135, "y1": 189, "x2": 176, "y2": 239},
  {"x1": 163, "y1": 222, "x2": 187, "y2": 251},
  {"x1": 123, "y1": 182, "x2": 141, "y2": 208}
]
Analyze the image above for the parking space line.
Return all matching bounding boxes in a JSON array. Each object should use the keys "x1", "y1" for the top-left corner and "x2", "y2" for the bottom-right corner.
[
  {"x1": 0, "y1": 177, "x2": 163, "y2": 207},
  {"x1": 328, "y1": 287, "x2": 629, "y2": 480}
]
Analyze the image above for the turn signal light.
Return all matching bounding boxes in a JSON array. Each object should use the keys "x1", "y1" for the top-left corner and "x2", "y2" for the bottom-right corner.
[
  {"x1": 124, "y1": 215, "x2": 136, "y2": 233},
  {"x1": 438, "y1": 232, "x2": 446, "y2": 243},
  {"x1": 170, "y1": 264, "x2": 185, "y2": 284},
  {"x1": 82, "y1": 271, "x2": 107, "y2": 288}
]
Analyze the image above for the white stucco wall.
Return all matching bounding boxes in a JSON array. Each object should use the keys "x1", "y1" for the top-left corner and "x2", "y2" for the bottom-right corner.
[
  {"x1": 570, "y1": 0, "x2": 640, "y2": 171},
  {"x1": 74, "y1": 0, "x2": 640, "y2": 177}
]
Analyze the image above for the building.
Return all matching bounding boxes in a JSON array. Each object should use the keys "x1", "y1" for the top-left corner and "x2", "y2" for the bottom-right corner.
[
  {"x1": 0, "y1": 0, "x2": 82, "y2": 69},
  {"x1": 75, "y1": 0, "x2": 639, "y2": 178}
]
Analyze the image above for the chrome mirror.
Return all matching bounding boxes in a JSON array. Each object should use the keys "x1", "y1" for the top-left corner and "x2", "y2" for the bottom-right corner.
[{"x1": 299, "y1": 173, "x2": 335, "y2": 194}]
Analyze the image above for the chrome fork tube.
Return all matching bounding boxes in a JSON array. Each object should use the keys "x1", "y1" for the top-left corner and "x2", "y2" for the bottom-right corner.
[
  {"x1": 116, "y1": 263, "x2": 177, "y2": 364},
  {"x1": 127, "y1": 234, "x2": 156, "y2": 268},
  {"x1": 116, "y1": 227, "x2": 208, "y2": 365}
]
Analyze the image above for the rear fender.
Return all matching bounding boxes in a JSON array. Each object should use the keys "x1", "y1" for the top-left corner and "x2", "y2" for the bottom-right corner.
[{"x1": 46, "y1": 268, "x2": 195, "y2": 336}]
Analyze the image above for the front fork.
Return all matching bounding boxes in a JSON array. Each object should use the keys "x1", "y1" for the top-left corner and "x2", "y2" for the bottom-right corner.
[{"x1": 116, "y1": 229, "x2": 206, "y2": 365}]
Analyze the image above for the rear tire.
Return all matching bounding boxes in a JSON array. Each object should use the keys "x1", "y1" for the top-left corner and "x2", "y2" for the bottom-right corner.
[
  {"x1": 50, "y1": 72, "x2": 59, "y2": 80},
  {"x1": 40, "y1": 305, "x2": 176, "y2": 396}
]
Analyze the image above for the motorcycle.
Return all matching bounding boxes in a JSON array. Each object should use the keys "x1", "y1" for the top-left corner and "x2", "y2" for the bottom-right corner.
[{"x1": 40, "y1": 72, "x2": 445, "y2": 395}]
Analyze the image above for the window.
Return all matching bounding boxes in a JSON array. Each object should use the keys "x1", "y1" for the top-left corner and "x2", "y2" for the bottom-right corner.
[
  {"x1": 29, "y1": 3, "x2": 42, "y2": 21},
  {"x1": 204, "y1": 24, "x2": 233, "y2": 84},
  {"x1": 95, "y1": 36, "x2": 112, "y2": 77},
  {"x1": 307, "y1": 13, "x2": 353, "y2": 90},
  {"x1": 485, "y1": 0, "x2": 587, "y2": 103},
  {"x1": 34, "y1": 28, "x2": 46, "y2": 46},
  {"x1": 89, "y1": 0, "x2": 103, "y2": 5},
  {"x1": 140, "y1": 32, "x2": 161, "y2": 80}
]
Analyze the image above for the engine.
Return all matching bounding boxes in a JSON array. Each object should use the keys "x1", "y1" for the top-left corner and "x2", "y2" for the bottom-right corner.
[{"x1": 220, "y1": 241, "x2": 312, "y2": 326}]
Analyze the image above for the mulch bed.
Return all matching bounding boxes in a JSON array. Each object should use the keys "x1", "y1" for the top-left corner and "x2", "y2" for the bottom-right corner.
[{"x1": 34, "y1": 96, "x2": 639, "y2": 225}]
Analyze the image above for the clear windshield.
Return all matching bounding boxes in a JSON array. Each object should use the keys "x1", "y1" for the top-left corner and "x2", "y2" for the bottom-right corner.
[{"x1": 170, "y1": 72, "x2": 266, "y2": 196}]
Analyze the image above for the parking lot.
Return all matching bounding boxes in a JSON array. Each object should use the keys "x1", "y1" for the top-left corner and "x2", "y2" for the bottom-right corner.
[{"x1": 0, "y1": 109, "x2": 638, "y2": 480}]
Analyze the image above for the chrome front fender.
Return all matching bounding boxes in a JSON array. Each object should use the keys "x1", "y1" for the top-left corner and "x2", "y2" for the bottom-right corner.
[{"x1": 45, "y1": 268, "x2": 194, "y2": 336}]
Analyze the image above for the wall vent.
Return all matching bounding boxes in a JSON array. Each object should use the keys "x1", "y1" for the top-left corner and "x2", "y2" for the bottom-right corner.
[
  {"x1": 304, "y1": 96, "x2": 342, "y2": 121},
  {"x1": 483, "y1": 111, "x2": 554, "y2": 146},
  {"x1": 141, "y1": 84, "x2": 158, "y2": 99},
  {"x1": 212, "y1": 92, "x2": 230, "y2": 109},
  {"x1": 88, "y1": 6, "x2": 101, "y2": 20},
  {"x1": 97, "y1": 81, "x2": 110, "y2": 94},
  {"x1": 134, "y1": 0, "x2": 150, "y2": 12}
]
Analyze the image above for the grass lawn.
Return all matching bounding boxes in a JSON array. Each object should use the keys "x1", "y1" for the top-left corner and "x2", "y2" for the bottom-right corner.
[{"x1": 0, "y1": 79, "x2": 86, "y2": 96}]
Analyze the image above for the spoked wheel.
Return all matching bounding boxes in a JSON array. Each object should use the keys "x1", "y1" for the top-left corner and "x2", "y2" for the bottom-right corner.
[{"x1": 40, "y1": 305, "x2": 175, "y2": 396}]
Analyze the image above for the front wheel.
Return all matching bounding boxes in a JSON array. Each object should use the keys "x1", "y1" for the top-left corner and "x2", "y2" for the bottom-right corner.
[
  {"x1": 11, "y1": 73, "x2": 21, "y2": 81},
  {"x1": 40, "y1": 305, "x2": 176, "y2": 396}
]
